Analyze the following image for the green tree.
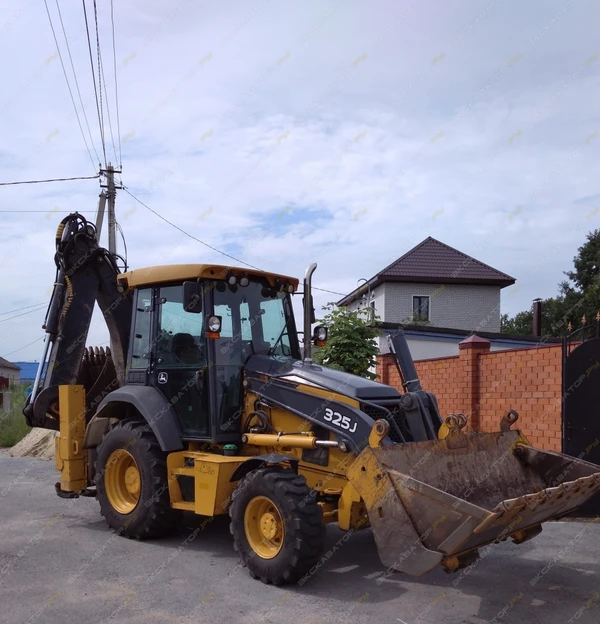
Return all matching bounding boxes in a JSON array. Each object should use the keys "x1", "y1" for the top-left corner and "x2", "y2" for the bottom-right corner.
[
  {"x1": 500, "y1": 310, "x2": 533, "y2": 335},
  {"x1": 501, "y1": 230, "x2": 600, "y2": 337},
  {"x1": 500, "y1": 297, "x2": 570, "y2": 336},
  {"x1": 564, "y1": 229, "x2": 600, "y2": 293},
  {"x1": 559, "y1": 229, "x2": 600, "y2": 325},
  {"x1": 313, "y1": 304, "x2": 381, "y2": 379}
]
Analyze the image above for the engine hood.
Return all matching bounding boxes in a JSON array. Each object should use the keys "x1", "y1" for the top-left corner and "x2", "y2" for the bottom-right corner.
[{"x1": 245, "y1": 355, "x2": 401, "y2": 400}]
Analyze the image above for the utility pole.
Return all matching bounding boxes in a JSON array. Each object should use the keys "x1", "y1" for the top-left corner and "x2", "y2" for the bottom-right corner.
[
  {"x1": 107, "y1": 164, "x2": 117, "y2": 255},
  {"x1": 95, "y1": 188, "x2": 107, "y2": 237},
  {"x1": 97, "y1": 164, "x2": 122, "y2": 254}
]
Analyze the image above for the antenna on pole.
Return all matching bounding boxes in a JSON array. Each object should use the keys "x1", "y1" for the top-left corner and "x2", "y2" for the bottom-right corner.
[{"x1": 97, "y1": 164, "x2": 122, "y2": 254}]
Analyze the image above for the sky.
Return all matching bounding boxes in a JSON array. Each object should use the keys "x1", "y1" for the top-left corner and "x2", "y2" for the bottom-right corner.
[{"x1": 0, "y1": 0, "x2": 599, "y2": 361}]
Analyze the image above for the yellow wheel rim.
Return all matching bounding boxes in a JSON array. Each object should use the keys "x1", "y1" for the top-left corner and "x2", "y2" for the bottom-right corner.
[
  {"x1": 105, "y1": 449, "x2": 141, "y2": 515},
  {"x1": 244, "y1": 496, "x2": 285, "y2": 559}
]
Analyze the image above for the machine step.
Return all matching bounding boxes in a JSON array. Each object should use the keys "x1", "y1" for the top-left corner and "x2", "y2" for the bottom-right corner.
[
  {"x1": 173, "y1": 466, "x2": 195, "y2": 477},
  {"x1": 172, "y1": 501, "x2": 195, "y2": 511}
]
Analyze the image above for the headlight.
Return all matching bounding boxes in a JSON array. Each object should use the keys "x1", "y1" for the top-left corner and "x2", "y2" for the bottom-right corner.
[
  {"x1": 207, "y1": 315, "x2": 222, "y2": 333},
  {"x1": 313, "y1": 325, "x2": 327, "y2": 344}
]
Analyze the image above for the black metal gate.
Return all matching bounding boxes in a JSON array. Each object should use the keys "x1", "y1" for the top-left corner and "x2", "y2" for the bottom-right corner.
[{"x1": 563, "y1": 317, "x2": 600, "y2": 516}]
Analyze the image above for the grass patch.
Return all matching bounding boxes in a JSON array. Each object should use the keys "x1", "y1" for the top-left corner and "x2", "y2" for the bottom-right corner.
[{"x1": 0, "y1": 384, "x2": 31, "y2": 447}]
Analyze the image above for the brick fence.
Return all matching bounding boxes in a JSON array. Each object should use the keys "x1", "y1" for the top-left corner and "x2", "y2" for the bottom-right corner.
[{"x1": 377, "y1": 336, "x2": 563, "y2": 451}]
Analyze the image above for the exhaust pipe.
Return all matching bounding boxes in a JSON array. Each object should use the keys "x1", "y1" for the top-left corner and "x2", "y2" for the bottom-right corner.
[
  {"x1": 303, "y1": 263, "x2": 317, "y2": 365},
  {"x1": 532, "y1": 298, "x2": 542, "y2": 337}
]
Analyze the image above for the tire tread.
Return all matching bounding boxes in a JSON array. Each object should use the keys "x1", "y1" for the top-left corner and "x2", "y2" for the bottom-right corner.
[
  {"x1": 229, "y1": 468, "x2": 325, "y2": 585},
  {"x1": 95, "y1": 418, "x2": 179, "y2": 539}
]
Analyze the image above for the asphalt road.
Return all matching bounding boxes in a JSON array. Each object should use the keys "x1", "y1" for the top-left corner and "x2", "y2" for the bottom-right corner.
[{"x1": 1, "y1": 452, "x2": 599, "y2": 624}]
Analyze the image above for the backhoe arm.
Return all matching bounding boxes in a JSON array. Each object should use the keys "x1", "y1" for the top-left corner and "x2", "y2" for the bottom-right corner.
[{"x1": 24, "y1": 213, "x2": 132, "y2": 430}]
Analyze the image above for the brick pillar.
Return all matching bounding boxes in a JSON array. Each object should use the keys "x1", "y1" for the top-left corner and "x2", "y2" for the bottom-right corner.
[
  {"x1": 458, "y1": 335, "x2": 491, "y2": 431},
  {"x1": 376, "y1": 354, "x2": 392, "y2": 385}
]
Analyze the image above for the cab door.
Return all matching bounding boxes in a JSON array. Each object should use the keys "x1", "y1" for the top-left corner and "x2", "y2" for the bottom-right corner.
[{"x1": 152, "y1": 284, "x2": 209, "y2": 438}]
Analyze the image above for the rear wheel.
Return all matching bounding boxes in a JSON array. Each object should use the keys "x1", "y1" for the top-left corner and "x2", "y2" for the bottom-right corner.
[
  {"x1": 95, "y1": 419, "x2": 179, "y2": 538},
  {"x1": 229, "y1": 468, "x2": 325, "y2": 585}
]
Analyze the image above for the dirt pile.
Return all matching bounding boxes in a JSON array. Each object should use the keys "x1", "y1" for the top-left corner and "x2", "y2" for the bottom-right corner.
[{"x1": 9, "y1": 428, "x2": 56, "y2": 460}]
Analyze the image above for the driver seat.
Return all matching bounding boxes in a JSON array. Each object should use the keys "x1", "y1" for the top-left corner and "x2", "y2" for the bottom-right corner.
[{"x1": 171, "y1": 333, "x2": 201, "y2": 364}]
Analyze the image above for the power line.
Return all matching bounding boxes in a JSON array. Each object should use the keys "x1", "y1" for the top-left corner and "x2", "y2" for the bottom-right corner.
[
  {"x1": 0, "y1": 210, "x2": 97, "y2": 213},
  {"x1": 0, "y1": 305, "x2": 47, "y2": 323},
  {"x1": 115, "y1": 221, "x2": 128, "y2": 268},
  {"x1": 54, "y1": 0, "x2": 101, "y2": 166},
  {"x1": 0, "y1": 174, "x2": 100, "y2": 186},
  {"x1": 312, "y1": 285, "x2": 346, "y2": 296},
  {"x1": 0, "y1": 302, "x2": 48, "y2": 316},
  {"x1": 123, "y1": 188, "x2": 261, "y2": 269},
  {"x1": 92, "y1": 0, "x2": 109, "y2": 163},
  {"x1": 42, "y1": 0, "x2": 97, "y2": 172},
  {"x1": 110, "y1": 0, "x2": 122, "y2": 167},
  {"x1": 122, "y1": 188, "x2": 346, "y2": 296},
  {"x1": 98, "y1": 47, "x2": 118, "y2": 165},
  {"x1": 82, "y1": 0, "x2": 106, "y2": 166},
  {"x1": 1, "y1": 336, "x2": 44, "y2": 358}
]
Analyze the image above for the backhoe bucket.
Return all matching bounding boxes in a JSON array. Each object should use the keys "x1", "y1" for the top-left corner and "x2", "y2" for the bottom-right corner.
[{"x1": 347, "y1": 419, "x2": 600, "y2": 576}]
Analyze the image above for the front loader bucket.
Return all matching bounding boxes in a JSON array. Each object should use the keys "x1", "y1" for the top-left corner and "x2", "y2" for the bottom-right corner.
[{"x1": 347, "y1": 418, "x2": 600, "y2": 576}]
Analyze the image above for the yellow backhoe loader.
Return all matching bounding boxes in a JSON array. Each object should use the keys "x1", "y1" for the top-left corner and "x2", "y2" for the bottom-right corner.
[{"x1": 23, "y1": 213, "x2": 600, "y2": 584}]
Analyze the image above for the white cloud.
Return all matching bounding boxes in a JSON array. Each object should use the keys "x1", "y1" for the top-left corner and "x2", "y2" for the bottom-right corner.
[{"x1": 1, "y1": 0, "x2": 599, "y2": 359}]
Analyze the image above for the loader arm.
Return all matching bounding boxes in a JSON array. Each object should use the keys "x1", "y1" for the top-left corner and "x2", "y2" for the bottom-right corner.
[
  {"x1": 23, "y1": 213, "x2": 132, "y2": 430},
  {"x1": 385, "y1": 329, "x2": 443, "y2": 441}
]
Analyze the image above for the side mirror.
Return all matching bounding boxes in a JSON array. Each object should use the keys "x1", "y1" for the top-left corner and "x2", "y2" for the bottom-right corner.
[{"x1": 183, "y1": 281, "x2": 202, "y2": 313}]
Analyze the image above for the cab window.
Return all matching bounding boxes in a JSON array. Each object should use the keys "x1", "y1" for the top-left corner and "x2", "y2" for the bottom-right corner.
[
  {"x1": 130, "y1": 288, "x2": 152, "y2": 368},
  {"x1": 157, "y1": 285, "x2": 205, "y2": 367}
]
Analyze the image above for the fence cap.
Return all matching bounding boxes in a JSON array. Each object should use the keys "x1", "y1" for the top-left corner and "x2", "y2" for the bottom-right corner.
[{"x1": 459, "y1": 334, "x2": 491, "y2": 350}]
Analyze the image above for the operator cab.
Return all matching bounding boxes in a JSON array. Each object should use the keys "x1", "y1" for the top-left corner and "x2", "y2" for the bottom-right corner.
[{"x1": 118, "y1": 265, "x2": 300, "y2": 444}]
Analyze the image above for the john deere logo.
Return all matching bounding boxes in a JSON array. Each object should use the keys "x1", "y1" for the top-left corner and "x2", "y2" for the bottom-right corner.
[{"x1": 158, "y1": 372, "x2": 168, "y2": 384}]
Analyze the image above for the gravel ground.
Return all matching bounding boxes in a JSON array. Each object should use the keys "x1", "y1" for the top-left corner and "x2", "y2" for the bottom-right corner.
[{"x1": 1, "y1": 452, "x2": 599, "y2": 624}]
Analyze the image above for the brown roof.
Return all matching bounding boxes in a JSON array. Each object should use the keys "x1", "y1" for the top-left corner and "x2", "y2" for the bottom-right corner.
[
  {"x1": 339, "y1": 237, "x2": 515, "y2": 305},
  {"x1": 0, "y1": 356, "x2": 20, "y2": 371}
]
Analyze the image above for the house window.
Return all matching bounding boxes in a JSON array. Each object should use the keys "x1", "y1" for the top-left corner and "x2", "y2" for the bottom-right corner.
[
  {"x1": 368, "y1": 300, "x2": 376, "y2": 324},
  {"x1": 412, "y1": 296, "x2": 430, "y2": 322}
]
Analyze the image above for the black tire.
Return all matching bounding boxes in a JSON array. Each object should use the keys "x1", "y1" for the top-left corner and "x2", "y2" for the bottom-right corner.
[
  {"x1": 229, "y1": 468, "x2": 325, "y2": 585},
  {"x1": 95, "y1": 418, "x2": 180, "y2": 539}
]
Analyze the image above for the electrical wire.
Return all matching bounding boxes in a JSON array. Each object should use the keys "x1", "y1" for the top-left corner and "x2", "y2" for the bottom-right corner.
[
  {"x1": 123, "y1": 188, "x2": 262, "y2": 269},
  {"x1": 0, "y1": 210, "x2": 97, "y2": 212},
  {"x1": 0, "y1": 174, "x2": 100, "y2": 186},
  {"x1": 312, "y1": 285, "x2": 346, "y2": 296},
  {"x1": 1, "y1": 336, "x2": 44, "y2": 358},
  {"x1": 0, "y1": 302, "x2": 48, "y2": 316},
  {"x1": 110, "y1": 0, "x2": 122, "y2": 167},
  {"x1": 0, "y1": 305, "x2": 47, "y2": 323},
  {"x1": 82, "y1": 0, "x2": 106, "y2": 166},
  {"x1": 92, "y1": 0, "x2": 109, "y2": 164},
  {"x1": 115, "y1": 221, "x2": 128, "y2": 269},
  {"x1": 42, "y1": 0, "x2": 97, "y2": 172},
  {"x1": 122, "y1": 187, "x2": 347, "y2": 295},
  {"x1": 54, "y1": 0, "x2": 101, "y2": 167},
  {"x1": 98, "y1": 47, "x2": 119, "y2": 166}
]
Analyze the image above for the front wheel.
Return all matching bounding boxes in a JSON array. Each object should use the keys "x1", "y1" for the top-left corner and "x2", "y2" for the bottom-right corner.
[
  {"x1": 95, "y1": 419, "x2": 179, "y2": 539},
  {"x1": 229, "y1": 468, "x2": 325, "y2": 585}
]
